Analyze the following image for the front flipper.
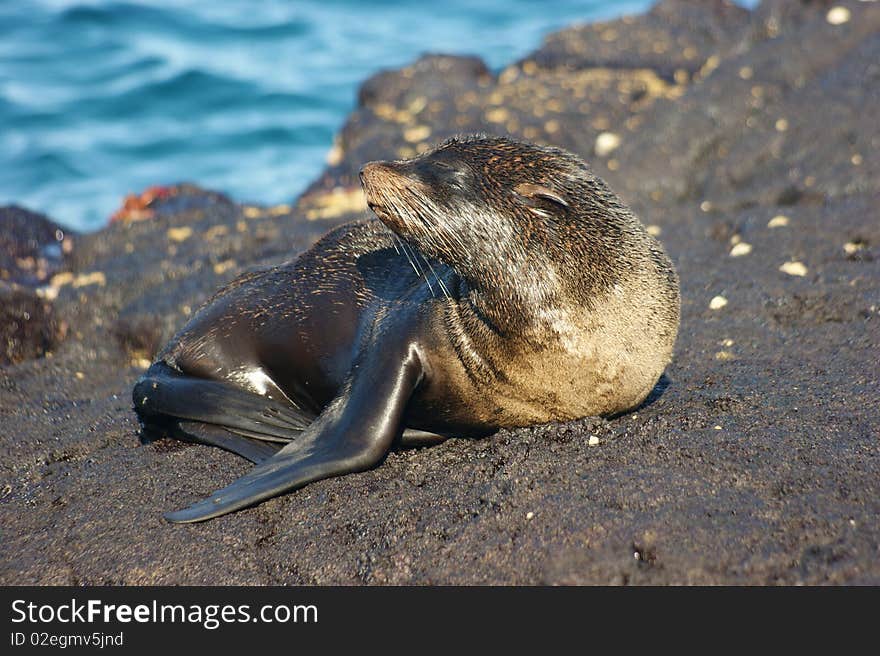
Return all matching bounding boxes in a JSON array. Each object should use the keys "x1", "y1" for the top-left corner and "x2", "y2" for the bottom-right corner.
[{"x1": 164, "y1": 340, "x2": 425, "y2": 523}]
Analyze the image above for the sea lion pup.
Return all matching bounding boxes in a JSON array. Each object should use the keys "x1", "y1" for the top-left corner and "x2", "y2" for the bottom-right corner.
[{"x1": 133, "y1": 135, "x2": 680, "y2": 523}]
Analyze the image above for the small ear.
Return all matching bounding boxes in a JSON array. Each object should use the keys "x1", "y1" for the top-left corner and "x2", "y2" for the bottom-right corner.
[{"x1": 513, "y1": 183, "x2": 569, "y2": 209}]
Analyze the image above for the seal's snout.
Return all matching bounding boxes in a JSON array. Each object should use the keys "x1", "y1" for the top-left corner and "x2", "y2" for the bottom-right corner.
[
  {"x1": 359, "y1": 161, "x2": 387, "y2": 188},
  {"x1": 360, "y1": 162, "x2": 381, "y2": 211},
  {"x1": 360, "y1": 161, "x2": 402, "y2": 216}
]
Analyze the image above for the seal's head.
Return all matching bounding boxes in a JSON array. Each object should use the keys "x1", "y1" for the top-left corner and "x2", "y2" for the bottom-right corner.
[
  {"x1": 360, "y1": 136, "x2": 586, "y2": 261},
  {"x1": 360, "y1": 135, "x2": 657, "y2": 319}
]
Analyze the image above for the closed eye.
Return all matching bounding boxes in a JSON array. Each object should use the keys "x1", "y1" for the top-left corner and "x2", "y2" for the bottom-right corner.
[
  {"x1": 513, "y1": 183, "x2": 570, "y2": 218},
  {"x1": 434, "y1": 161, "x2": 469, "y2": 188}
]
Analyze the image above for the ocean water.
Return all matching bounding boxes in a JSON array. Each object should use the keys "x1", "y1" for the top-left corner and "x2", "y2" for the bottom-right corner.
[{"x1": 1, "y1": 0, "x2": 664, "y2": 232}]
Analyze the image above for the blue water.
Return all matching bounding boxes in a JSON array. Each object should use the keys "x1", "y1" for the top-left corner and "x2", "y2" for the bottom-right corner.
[{"x1": 1, "y1": 0, "x2": 664, "y2": 232}]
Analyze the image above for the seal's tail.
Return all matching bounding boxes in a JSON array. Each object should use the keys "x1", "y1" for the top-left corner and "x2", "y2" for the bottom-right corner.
[{"x1": 132, "y1": 361, "x2": 315, "y2": 463}]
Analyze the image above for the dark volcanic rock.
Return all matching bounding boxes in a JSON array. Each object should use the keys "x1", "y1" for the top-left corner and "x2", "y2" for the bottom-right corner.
[
  {"x1": 0, "y1": 282, "x2": 63, "y2": 366},
  {"x1": 0, "y1": 206, "x2": 73, "y2": 364},
  {"x1": 0, "y1": 0, "x2": 878, "y2": 585},
  {"x1": 526, "y1": 0, "x2": 751, "y2": 80},
  {"x1": 607, "y1": 0, "x2": 880, "y2": 211},
  {"x1": 0, "y1": 205, "x2": 72, "y2": 286}
]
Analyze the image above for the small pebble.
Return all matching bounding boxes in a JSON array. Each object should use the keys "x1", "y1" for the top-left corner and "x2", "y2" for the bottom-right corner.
[
  {"x1": 700, "y1": 201, "x2": 713, "y2": 212},
  {"x1": 213, "y1": 260, "x2": 237, "y2": 275},
  {"x1": 403, "y1": 125, "x2": 431, "y2": 143},
  {"x1": 51, "y1": 272, "x2": 74, "y2": 287},
  {"x1": 730, "y1": 242, "x2": 752, "y2": 257},
  {"x1": 485, "y1": 107, "x2": 509, "y2": 124},
  {"x1": 843, "y1": 242, "x2": 864, "y2": 255},
  {"x1": 594, "y1": 132, "x2": 621, "y2": 157},
  {"x1": 36, "y1": 286, "x2": 59, "y2": 301},
  {"x1": 714, "y1": 425, "x2": 722, "y2": 430},
  {"x1": 775, "y1": 118, "x2": 789, "y2": 132},
  {"x1": 526, "y1": 511, "x2": 535, "y2": 520},
  {"x1": 767, "y1": 215, "x2": 789, "y2": 228},
  {"x1": 72, "y1": 271, "x2": 106, "y2": 288},
  {"x1": 779, "y1": 261, "x2": 808, "y2": 277},
  {"x1": 167, "y1": 227, "x2": 192, "y2": 243},
  {"x1": 721, "y1": 338, "x2": 734, "y2": 347},
  {"x1": 268, "y1": 204, "x2": 291, "y2": 216},
  {"x1": 75, "y1": 372, "x2": 84, "y2": 380},
  {"x1": 826, "y1": 6, "x2": 851, "y2": 24},
  {"x1": 709, "y1": 295, "x2": 728, "y2": 310},
  {"x1": 646, "y1": 225, "x2": 662, "y2": 236},
  {"x1": 588, "y1": 436, "x2": 600, "y2": 446},
  {"x1": 851, "y1": 154, "x2": 863, "y2": 165}
]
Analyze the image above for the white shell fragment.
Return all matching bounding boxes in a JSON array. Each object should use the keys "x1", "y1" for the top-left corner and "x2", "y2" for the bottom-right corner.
[
  {"x1": 594, "y1": 132, "x2": 621, "y2": 157},
  {"x1": 779, "y1": 261, "x2": 808, "y2": 277},
  {"x1": 730, "y1": 242, "x2": 752, "y2": 257},
  {"x1": 768, "y1": 215, "x2": 790, "y2": 228},
  {"x1": 826, "y1": 7, "x2": 851, "y2": 25},
  {"x1": 709, "y1": 295, "x2": 728, "y2": 310}
]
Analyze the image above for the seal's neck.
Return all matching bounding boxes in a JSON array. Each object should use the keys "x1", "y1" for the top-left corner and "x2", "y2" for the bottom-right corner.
[
  {"x1": 436, "y1": 216, "x2": 567, "y2": 334},
  {"x1": 435, "y1": 204, "x2": 632, "y2": 335}
]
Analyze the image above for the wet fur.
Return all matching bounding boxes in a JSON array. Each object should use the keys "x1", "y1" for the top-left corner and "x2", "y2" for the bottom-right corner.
[{"x1": 134, "y1": 135, "x2": 680, "y2": 521}]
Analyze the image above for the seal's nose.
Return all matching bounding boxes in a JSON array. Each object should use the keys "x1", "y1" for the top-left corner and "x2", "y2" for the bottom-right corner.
[
  {"x1": 359, "y1": 162, "x2": 376, "y2": 186},
  {"x1": 359, "y1": 161, "x2": 390, "y2": 187}
]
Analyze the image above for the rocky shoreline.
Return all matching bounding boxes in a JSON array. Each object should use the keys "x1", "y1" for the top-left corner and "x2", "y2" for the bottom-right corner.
[{"x1": 1, "y1": 0, "x2": 878, "y2": 584}]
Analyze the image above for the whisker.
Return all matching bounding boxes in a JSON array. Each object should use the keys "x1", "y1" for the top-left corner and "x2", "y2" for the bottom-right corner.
[
  {"x1": 408, "y1": 243, "x2": 435, "y2": 298},
  {"x1": 399, "y1": 239, "x2": 435, "y2": 298},
  {"x1": 400, "y1": 241, "x2": 420, "y2": 278},
  {"x1": 421, "y1": 254, "x2": 451, "y2": 301}
]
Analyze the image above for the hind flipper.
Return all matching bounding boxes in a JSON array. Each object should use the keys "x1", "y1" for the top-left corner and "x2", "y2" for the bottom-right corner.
[
  {"x1": 175, "y1": 421, "x2": 282, "y2": 464},
  {"x1": 134, "y1": 362, "x2": 314, "y2": 442},
  {"x1": 164, "y1": 341, "x2": 425, "y2": 523}
]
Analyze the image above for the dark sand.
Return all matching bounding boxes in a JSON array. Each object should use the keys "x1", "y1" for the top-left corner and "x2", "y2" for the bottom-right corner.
[{"x1": 1, "y1": 0, "x2": 878, "y2": 584}]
